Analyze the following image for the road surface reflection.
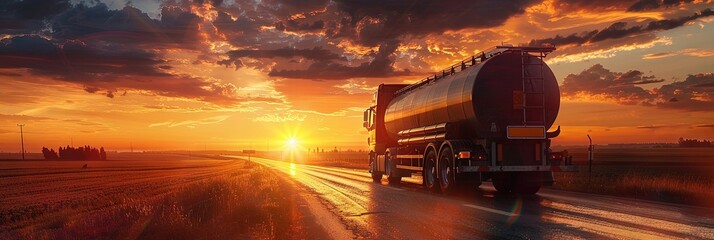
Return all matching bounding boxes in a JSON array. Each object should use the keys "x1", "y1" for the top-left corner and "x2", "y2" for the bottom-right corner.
[{"x1": 234, "y1": 156, "x2": 714, "y2": 239}]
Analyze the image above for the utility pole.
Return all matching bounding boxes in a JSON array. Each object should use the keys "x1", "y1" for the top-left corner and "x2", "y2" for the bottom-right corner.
[
  {"x1": 587, "y1": 134, "x2": 593, "y2": 183},
  {"x1": 17, "y1": 124, "x2": 25, "y2": 160}
]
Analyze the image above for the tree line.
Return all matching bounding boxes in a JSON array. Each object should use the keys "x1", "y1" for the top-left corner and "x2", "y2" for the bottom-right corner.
[
  {"x1": 42, "y1": 145, "x2": 107, "y2": 160},
  {"x1": 678, "y1": 138, "x2": 712, "y2": 148}
]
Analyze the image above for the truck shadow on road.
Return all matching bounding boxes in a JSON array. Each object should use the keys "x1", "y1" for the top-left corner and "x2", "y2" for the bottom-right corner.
[{"x1": 371, "y1": 180, "x2": 605, "y2": 239}]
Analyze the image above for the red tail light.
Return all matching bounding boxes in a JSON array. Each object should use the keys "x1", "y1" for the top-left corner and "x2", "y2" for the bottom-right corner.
[{"x1": 548, "y1": 153, "x2": 563, "y2": 160}]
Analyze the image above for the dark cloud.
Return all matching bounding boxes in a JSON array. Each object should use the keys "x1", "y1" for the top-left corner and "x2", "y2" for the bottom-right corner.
[
  {"x1": 275, "y1": 19, "x2": 324, "y2": 32},
  {"x1": 328, "y1": 0, "x2": 539, "y2": 46},
  {"x1": 213, "y1": 0, "x2": 542, "y2": 79},
  {"x1": 268, "y1": 40, "x2": 412, "y2": 79},
  {"x1": 219, "y1": 47, "x2": 345, "y2": 69},
  {"x1": 0, "y1": 2, "x2": 288, "y2": 105},
  {"x1": 0, "y1": 35, "x2": 169, "y2": 80},
  {"x1": 561, "y1": 64, "x2": 659, "y2": 105},
  {"x1": 697, "y1": 124, "x2": 714, "y2": 128},
  {"x1": 192, "y1": 0, "x2": 224, "y2": 7},
  {"x1": 261, "y1": 0, "x2": 329, "y2": 16},
  {"x1": 528, "y1": 8, "x2": 714, "y2": 46},
  {"x1": 212, "y1": 10, "x2": 263, "y2": 46},
  {"x1": 0, "y1": 35, "x2": 242, "y2": 104},
  {"x1": 50, "y1": 4, "x2": 202, "y2": 48},
  {"x1": 656, "y1": 73, "x2": 714, "y2": 111},
  {"x1": 553, "y1": 0, "x2": 697, "y2": 12},
  {"x1": 562, "y1": 64, "x2": 714, "y2": 111},
  {"x1": 0, "y1": 0, "x2": 70, "y2": 33},
  {"x1": 552, "y1": 0, "x2": 636, "y2": 11},
  {"x1": 628, "y1": 0, "x2": 694, "y2": 12}
]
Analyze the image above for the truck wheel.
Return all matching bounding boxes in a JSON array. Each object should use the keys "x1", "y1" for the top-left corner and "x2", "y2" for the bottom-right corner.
[
  {"x1": 515, "y1": 185, "x2": 541, "y2": 195},
  {"x1": 423, "y1": 149, "x2": 440, "y2": 192},
  {"x1": 369, "y1": 159, "x2": 382, "y2": 182},
  {"x1": 438, "y1": 147, "x2": 457, "y2": 194},
  {"x1": 386, "y1": 154, "x2": 401, "y2": 184},
  {"x1": 493, "y1": 173, "x2": 513, "y2": 193}
]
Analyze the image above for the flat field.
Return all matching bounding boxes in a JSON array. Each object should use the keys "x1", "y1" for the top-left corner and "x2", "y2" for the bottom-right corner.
[
  {"x1": 552, "y1": 147, "x2": 714, "y2": 207},
  {"x1": 0, "y1": 158, "x2": 326, "y2": 239}
]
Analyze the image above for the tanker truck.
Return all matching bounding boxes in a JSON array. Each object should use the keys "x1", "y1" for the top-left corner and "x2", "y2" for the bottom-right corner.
[{"x1": 363, "y1": 45, "x2": 576, "y2": 195}]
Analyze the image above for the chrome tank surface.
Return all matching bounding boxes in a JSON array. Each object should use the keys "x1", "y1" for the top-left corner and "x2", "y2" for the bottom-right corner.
[{"x1": 384, "y1": 51, "x2": 560, "y2": 140}]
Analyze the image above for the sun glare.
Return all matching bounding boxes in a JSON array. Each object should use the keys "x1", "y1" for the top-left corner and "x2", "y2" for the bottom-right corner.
[{"x1": 286, "y1": 137, "x2": 299, "y2": 150}]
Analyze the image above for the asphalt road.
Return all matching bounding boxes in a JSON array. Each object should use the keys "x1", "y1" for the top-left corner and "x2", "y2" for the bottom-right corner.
[{"x1": 232, "y1": 156, "x2": 714, "y2": 239}]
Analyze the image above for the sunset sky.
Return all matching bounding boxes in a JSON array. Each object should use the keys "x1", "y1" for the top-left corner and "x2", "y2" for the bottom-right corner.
[{"x1": 1, "y1": 0, "x2": 713, "y2": 152}]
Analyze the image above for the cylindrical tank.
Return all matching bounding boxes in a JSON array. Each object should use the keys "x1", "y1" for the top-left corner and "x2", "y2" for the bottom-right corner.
[{"x1": 384, "y1": 51, "x2": 560, "y2": 140}]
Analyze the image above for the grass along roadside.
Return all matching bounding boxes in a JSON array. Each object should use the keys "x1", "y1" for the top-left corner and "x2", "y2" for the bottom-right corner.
[{"x1": 552, "y1": 165, "x2": 714, "y2": 208}]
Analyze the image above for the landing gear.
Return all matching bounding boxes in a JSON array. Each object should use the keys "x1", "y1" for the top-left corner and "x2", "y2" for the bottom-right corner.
[{"x1": 423, "y1": 149, "x2": 440, "y2": 192}]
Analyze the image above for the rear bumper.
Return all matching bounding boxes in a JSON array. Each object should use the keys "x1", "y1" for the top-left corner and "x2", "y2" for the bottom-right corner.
[{"x1": 458, "y1": 165, "x2": 578, "y2": 172}]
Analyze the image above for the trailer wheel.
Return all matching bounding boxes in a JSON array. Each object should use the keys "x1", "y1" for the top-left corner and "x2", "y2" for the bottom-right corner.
[
  {"x1": 492, "y1": 173, "x2": 513, "y2": 193},
  {"x1": 515, "y1": 185, "x2": 541, "y2": 195},
  {"x1": 369, "y1": 157, "x2": 382, "y2": 182},
  {"x1": 438, "y1": 147, "x2": 457, "y2": 194},
  {"x1": 423, "y1": 149, "x2": 440, "y2": 192},
  {"x1": 385, "y1": 154, "x2": 401, "y2": 184}
]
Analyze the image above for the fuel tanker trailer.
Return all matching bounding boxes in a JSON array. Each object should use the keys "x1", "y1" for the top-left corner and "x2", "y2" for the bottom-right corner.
[{"x1": 363, "y1": 45, "x2": 576, "y2": 194}]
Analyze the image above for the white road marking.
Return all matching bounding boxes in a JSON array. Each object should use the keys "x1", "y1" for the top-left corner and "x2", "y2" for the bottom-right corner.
[{"x1": 463, "y1": 204, "x2": 517, "y2": 217}]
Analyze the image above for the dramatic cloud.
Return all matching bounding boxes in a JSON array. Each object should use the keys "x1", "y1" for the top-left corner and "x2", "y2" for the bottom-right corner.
[
  {"x1": 0, "y1": 0, "x2": 70, "y2": 33},
  {"x1": 553, "y1": 0, "x2": 699, "y2": 12},
  {"x1": 656, "y1": 73, "x2": 714, "y2": 110},
  {"x1": 0, "y1": 35, "x2": 245, "y2": 104},
  {"x1": 275, "y1": 19, "x2": 325, "y2": 32},
  {"x1": 552, "y1": 0, "x2": 637, "y2": 11},
  {"x1": 0, "y1": 36, "x2": 168, "y2": 79},
  {"x1": 528, "y1": 8, "x2": 714, "y2": 46},
  {"x1": 1, "y1": 0, "x2": 712, "y2": 108},
  {"x1": 628, "y1": 0, "x2": 695, "y2": 12},
  {"x1": 562, "y1": 64, "x2": 714, "y2": 111},
  {"x1": 51, "y1": 4, "x2": 202, "y2": 48},
  {"x1": 268, "y1": 40, "x2": 412, "y2": 79},
  {"x1": 561, "y1": 64, "x2": 662, "y2": 105},
  {"x1": 219, "y1": 47, "x2": 345, "y2": 69},
  {"x1": 642, "y1": 48, "x2": 714, "y2": 59},
  {"x1": 328, "y1": 0, "x2": 539, "y2": 46}
]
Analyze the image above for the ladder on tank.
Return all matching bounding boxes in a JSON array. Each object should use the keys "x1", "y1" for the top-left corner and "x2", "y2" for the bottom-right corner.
[{"x1": 520, "y1": 50, "x2": 547, "y2": 126}]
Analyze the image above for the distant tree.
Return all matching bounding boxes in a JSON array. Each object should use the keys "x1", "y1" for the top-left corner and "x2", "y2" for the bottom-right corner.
[
  {"x1": 100, "y1": 147, "x2": 107, "y2": 161},
  {"x1": 54, "y1": 145, "x2": 107, "y2": 160},
  {"x1": 42, "y1": 147, "x2": 59, "y2": 160},
  {"x1": 679, "y1": 137, "x2": 712, "y2": 147}
]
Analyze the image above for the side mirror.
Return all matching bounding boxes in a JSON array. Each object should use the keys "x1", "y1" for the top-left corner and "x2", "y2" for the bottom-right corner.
[{"x1": 362, "y1": 121, "x2": 369, "y2": 128}]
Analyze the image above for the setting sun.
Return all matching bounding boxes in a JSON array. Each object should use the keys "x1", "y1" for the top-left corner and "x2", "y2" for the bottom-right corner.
[{"x1": 286, "y1": 137, "x2": 299, "y2": 150}]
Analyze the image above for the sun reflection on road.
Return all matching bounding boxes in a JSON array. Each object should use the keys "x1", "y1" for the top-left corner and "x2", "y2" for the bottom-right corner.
[{"x1": 290, "y1": 162, "x2": 296, "y2": 176}]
